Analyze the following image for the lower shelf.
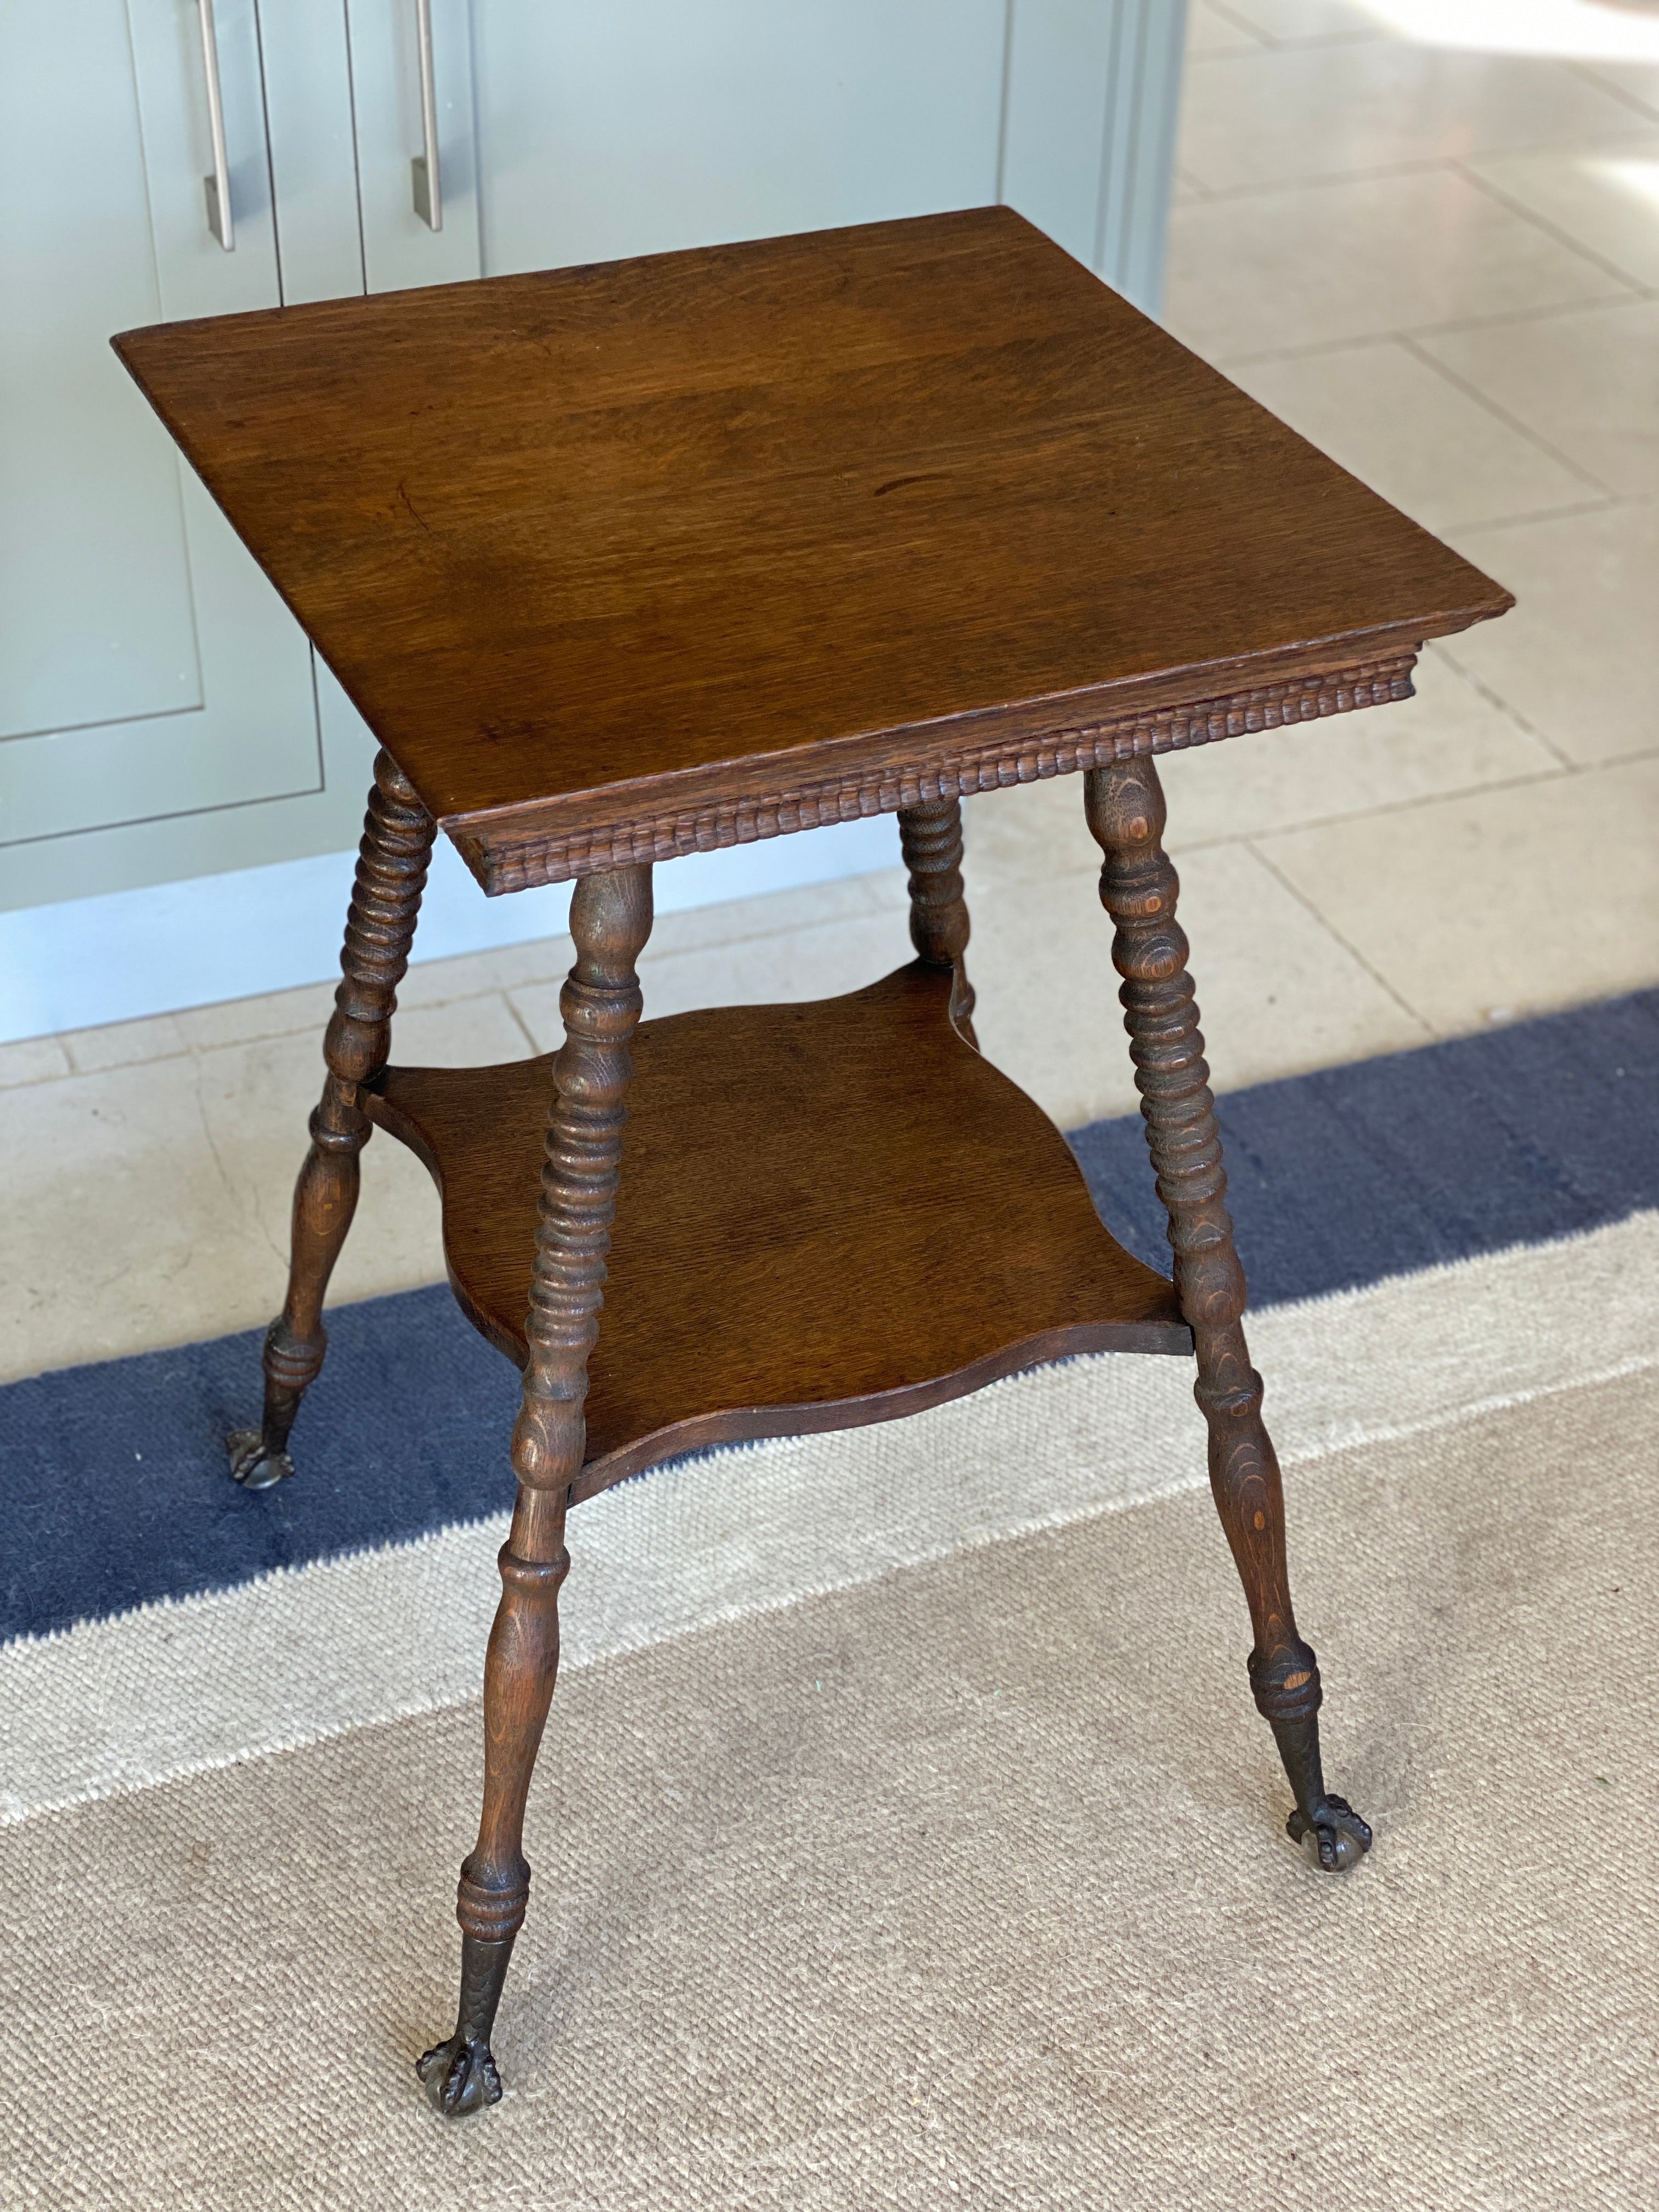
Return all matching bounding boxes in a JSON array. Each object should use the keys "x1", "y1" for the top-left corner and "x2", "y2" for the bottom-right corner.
[{"x1": 366, "y1": 961, "x2": 1189, "y2": 1500}]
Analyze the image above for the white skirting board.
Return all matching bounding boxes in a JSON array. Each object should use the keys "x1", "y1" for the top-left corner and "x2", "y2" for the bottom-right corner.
[{"x1": 0, "y1": 812, "x2": 902, "y2": 1043}]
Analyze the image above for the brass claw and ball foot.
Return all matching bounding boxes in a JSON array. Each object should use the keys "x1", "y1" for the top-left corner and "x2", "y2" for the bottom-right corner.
[
  {"x1": 416, "y1": 2033, "x2": 503, "y2": 2116},
  {"x1": 226, "y1": 1428, "x2": 295, "y2": 1490},
  {"x1": 1289, "y1": 1794, "x2": 1373, "y2": 1872},
  {"x1": 228, "y1": 1325, "x2": 319, "y2": 1488},
  {"x1": 419, "y1": 1934, "x2": 516, "y2": 2117},
  {"x1": 1269, "y1": 1708, "x2": 1373, "y2": 1874}
]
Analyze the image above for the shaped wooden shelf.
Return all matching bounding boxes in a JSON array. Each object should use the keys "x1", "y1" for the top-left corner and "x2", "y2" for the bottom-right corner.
[{"x1": 366, "y1": 962, "x2": 1189, "y2": 1502}]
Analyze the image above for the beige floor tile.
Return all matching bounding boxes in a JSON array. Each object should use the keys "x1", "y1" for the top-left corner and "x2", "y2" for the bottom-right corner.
[
  {"x1": 1224, "y1": 338, "x2": 1602, "y2": 526},
  {"x1": 189, "y1": 994, "x2": 534, "y2": 1314},
  {"x1": 648, "y1": 866, "x2": 909, "y2": 958},
  {"x1": 171, "y1": 979, "x2": 341, "y2": 1054},
  {"x1": 404, "y1": 933, "x2": 583, "y2": 1002},
  {"x1": 961, "y1": 654, "x2": 1561, "y2": 875},
  {"x1": 0, "y1": 996, "x2": 529, "y2": 1385},
  {"x1": 385, "y1": 944, "x2": 545, "y2": 1011},
  {"x1": 471, "y1": 869, "x2": 912, "y2": 1010},
  {"x1": 0, "y1": 1034, "x2": 71, "y2": 1089},
  {"x1": 1215, "y1": 0, "x2": 1383, "y2": 40},
  {"x1": 961, "y1": 776, "x2": 1099, "y2": 887},
  {"x1": 156, "y1": 874, "x2": 914, "y2": 1064},
  {"x1": 1436, "y1": 500, "x2": 1659, "y2": 765},
  {"x1": 965, "y1": 838, "x2": 1428, "y2": 1131},
  {"x1": 1256, "y1": 754, "x2": 1659, "y2": 1033},
  {"x1": 1177, "y1": 41, "x2": 1649, "y2": 195},
  {"x1": 1579, "y1": 58, "x2": 1659, "y2": 124},
  {"x1": 3, "y1": 1056, "x2": 280, "y2": 1386},
  {"x1": 38, "y1": 944, "x2": 546, "y2": 1088},
  {"x1": 1187, "y1": 0, "x2": 1266, "y2": 58},
  {"x1": 1465, "y1": 135, "x2": 1659, "y2": 290},
  {"x1": 1417, "y1": 297, "x2": 1659, "y2": 498},
  {"x1": 58, "y1": 954, "x2": 538, "y2": 1073},
  {"x1": 1159, "y1": 647, "x2": 1565, "y2": 836},
  {"x1": 508, "y1": 904, "x2": 915, "y2": 1051},
  {"x1": 61, "y1": 1012, "x2": 194, "y2": 1075},
  {"x1": 1164, "y1": 167, "x2": 1630, "y2": 360}
]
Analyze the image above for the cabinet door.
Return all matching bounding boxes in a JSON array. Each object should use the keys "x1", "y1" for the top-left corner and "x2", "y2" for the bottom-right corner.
[
  {"x1": 347, "y1": 0, "x2": 482, "y2": 294},
  {"x1": 0, "y1": 0, "x2": 325, "y2": 908},
  {"x1": 473, "y1": 1, "x2": 1008, "y2": 275}
]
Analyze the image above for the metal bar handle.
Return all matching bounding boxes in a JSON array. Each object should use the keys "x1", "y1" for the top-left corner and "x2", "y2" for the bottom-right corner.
[
  {"x1": 196, "y1": 0, "x2": 234, "y2": 250},
  {"x1": 411, "y1": 0, "x2": 443, "y2": 230}
]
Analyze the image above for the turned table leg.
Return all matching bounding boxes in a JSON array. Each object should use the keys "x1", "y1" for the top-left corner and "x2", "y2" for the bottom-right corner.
[
  {"x1": 418, "y1": 862, "x2": 654, "y2": 2115},
  {"x1": 228, "y1": 752, "x2": 435, "y2": 1489},
  {"x1": 1084, "y1": 759, "x2": 1372, "y2": 1874},
  {"x1": 898, "y1": 797, "x2": 978, "y2": 1046}
]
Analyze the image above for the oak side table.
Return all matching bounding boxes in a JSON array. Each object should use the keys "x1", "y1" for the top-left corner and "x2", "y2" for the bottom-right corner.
[{"x1": 116, "y1": 208, "x2": 1511, "y2": 2117}]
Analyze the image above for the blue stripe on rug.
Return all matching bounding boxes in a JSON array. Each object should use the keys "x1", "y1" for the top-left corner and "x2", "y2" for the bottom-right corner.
[
  {"x1": 3, "y1": 988, "x2": 1654, "y2": 1643},
  {"x1": 1076, "y1": 985, "x2": 1659, "y2": 1294}
]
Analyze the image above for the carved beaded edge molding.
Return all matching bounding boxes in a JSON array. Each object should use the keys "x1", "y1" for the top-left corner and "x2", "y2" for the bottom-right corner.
[{"x1": 462, "y1": 652, "x2": 1418, "y2": 893}]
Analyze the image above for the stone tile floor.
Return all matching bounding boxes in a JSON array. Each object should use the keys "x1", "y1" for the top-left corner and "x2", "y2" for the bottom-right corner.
[{"x1": 5, "y1": 0, "x2": 1656, "y2": 1381}]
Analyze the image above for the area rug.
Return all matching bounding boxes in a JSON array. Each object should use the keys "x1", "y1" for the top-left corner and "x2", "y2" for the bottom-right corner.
[{"x1": 1, "y1": 992, "x2": 1654, "y2": 2207}]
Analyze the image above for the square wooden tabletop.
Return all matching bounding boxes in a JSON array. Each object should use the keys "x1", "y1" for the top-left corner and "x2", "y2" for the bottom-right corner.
[{"x1": 115, "y1": 207, "x2": 1510, "y2": 894}]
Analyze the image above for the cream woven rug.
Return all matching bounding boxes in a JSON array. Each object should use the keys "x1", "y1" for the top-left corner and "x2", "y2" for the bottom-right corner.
[{"x1": 3, "y1": 1353, "x2": 1654, "y2": 2208}]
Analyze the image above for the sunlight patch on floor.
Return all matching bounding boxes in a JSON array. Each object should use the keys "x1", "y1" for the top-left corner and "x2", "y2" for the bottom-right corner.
[
  {"x1": 1592, "y1": 154, "x2": 1659, "y2": 209},
  {"x1": 1359, "y1": 0, "x2": 1659, "y2": 58}
]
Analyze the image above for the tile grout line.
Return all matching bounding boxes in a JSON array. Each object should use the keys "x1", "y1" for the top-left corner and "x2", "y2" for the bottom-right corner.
[
  {"x1": 501, "y1": 991, "x2": 543, "y2": 1059},
  {"x1": 1561, "y1": 57, "x2": 1659, "y2": 130},
  {"x1": 1177, "y1": 153, "x2": 1480, "y2": 203},
  {"x1": 1173, "y1": 139, "x2": 1659, "y2": 213},
  {"x1": 1211, "y1": 294, "x2": 1659, "y2": 371},
  {"x1": 1395, "y1": 331, "x2": 1618, "y2": 500},
  {"x1": 1189, "y1": 1, "x2": 1271, "y2": 52},
  {"x1": 1241, "y1": 837, "x2": 1438, "y2": 1042},
  {"x1": 0, "y1": 895, "x2": 917, "y2": 1087},
  {"x1": 1452, "y1": 160, "x2": 1657, "y2": 303},
  {"x1": 1170, "y1": 763, "x2": 1581, "y2": 859},
  {"x1": 1192, "y1": 3, "x2": 1387, "y2": 57},
  {"x1": 188, "y1": 1051, "x2": 287, "y2": 1278},
  {"x1": 1412, "y1": 646, "x2": 1577, "y2": 771},
  {"x1": 1429, "y1": 499, "x2": 1615, "y2": 534}
]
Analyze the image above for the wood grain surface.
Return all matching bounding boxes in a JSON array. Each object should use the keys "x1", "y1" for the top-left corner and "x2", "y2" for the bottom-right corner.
[
  {"x1": 366, "y1": 962, "x2": 1189, "y2": 1497},
  {"x1": 112, "y1": 208, "x2": 1511, "y2": 890}
]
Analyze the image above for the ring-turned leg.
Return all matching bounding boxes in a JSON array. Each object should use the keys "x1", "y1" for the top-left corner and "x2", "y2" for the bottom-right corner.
[
  {"x1": 228, "y1": 752, "x2": 435, "y2": 1489},
  {"x1": 419, "y1": 862, "x2": 653, "y2": 2114},
  {"x1": 1084, "y1": 758, "x2": 1371, "y2": 1874},
  {"x1": 898, "y1": 796, "x2": 978, "y2": 1045}
]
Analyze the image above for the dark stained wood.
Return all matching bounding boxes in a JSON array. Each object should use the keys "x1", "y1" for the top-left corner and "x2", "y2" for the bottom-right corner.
[
  {"x1": 420, "y1": 865, "x2": 654, "y2": 2118},
  {"x1": 462, "y1": 654, "x2": 1422, "y2": 893},
  {"x1": 898, "y1": 797, "x2": 977, "y2": 1045},
  {"x1": 1085, "y1": 757, "x2": 1370, "y2": 1874},
  {"x1": 366, "y1": 960, "x2": 1188, "y2": 1499},
  {"x1": 228, "y1": 749, "x2": 435, "y2": 1489},
  {"x1": 111, "y1": 208, "x2": 1511, "y2": 894},
  {"x1": 162, "y1": 209, "x2": 1498, "y2": 2110}
]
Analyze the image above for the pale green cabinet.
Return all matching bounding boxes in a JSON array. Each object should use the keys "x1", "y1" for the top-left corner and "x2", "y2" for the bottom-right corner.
[{"x1": 1, "y1": 1, "x2": 1186, "y2": 913}]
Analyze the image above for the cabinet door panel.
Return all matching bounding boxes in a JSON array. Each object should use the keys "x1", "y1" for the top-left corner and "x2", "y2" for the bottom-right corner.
[
  {"x1": 475, "y1": 1, "x2": 1006, "y2": 275},
  {"x1": 1, "y1": 0, "x2": 200, "y2": 743},
  {"x1": 126, "y1": 0, "x2": 284, "y2": 318},
  {"x1": 1, "y1": 0, "x2": 322, "y2": 868},
  {"x1": 0, "y1": 481, "x2": 329, "y2": 844},
  {"x1": 347, "y1": 0, "x2": 482, "y2": 294},
  {"x1": 258, "y1": 0, "x2": 366, "y2": 305},
  {"x1": 1003, "y1": 0, "x2": 1187, "y2": 313}
]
